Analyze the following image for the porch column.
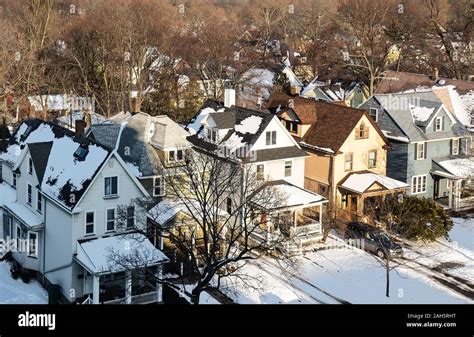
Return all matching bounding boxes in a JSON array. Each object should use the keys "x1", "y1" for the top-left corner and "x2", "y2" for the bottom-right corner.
[
  {"x1": 293, "y1": 210, "x2": 297, "y2": 228},
  {"x1": 319, "y1": 205, "x2": 322, "y2": 225},
  {"x1": 159, "y1": 234, "x2": 164, "y2": 251},
  {"x1": 92, "y1": 275, "x2": 100, "y2": 304},
  {"x1": 155, "y1": 265, "x2": 163, "y2": 304},
  {"x1": 125, "y1": 270, "x2": 132, "y2": 304},
  {"x1": 448, "y1": 179, "x2": 453, "y2": 209}
]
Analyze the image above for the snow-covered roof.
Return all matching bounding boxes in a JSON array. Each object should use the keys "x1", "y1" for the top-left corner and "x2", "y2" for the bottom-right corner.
[
  {"x1": 56, "y1": 111, "x2": 106, "y2": 131},
  {"x1": 409, "y1": 104, "x2": 436, "y2": 123},
  {"x1": 381, "y1": 130, "x2": 409, "y2": 143},
  {"x1": 3, "y1": 202, "x2": 43, "y2": 229},
  {"x1": 340, "y1": 172, "x2": 408, "y2": 194},
  {"x1": 0, "y1": 183, "x2": 16, "y2": 207},
  {"x1": 75, "y1": 233, "x2": 168, "y2": 275},
  {"x1": 148, "y1": 198, "x2": 228, "y2": 226},
  {"x1": 433, "y1": 86, "x2": 474, "y2": 128},
  {"x1": 436, "y1": 158, "x2": 474, "y2": 179},
  {"x1": 253, "y1": 180, "x2": 327, "y2": 211},
  {"x1": 0, "y1": 120, "x2": 111, "y2": 210}
]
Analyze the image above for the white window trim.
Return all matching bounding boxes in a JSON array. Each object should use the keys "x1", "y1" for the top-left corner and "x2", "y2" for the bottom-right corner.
[
  {"x1": 416, "y1": 142, "x2": 425, "y2": 160},
  {"x1": 26, "y1": 183, "x2": 33, "y2": 206},
  {"x1": 435, "y1": 116, "x2": 443, "y2": 131},
  {"x1": 411, "y1": 175, "x2": 427, "y2": 194},
  {"x1": 265, "y1": 130, "x2": 277, "y2": 146},
  {"x1": 452, "y1": 138, "x2": 459, "y2": 155},
  {"x1": 36, "y1": 190, "x2": 42, "y2": 214},
  {"x1": 103, "y1": 176, "x2": 119, "y2": 198},
  {"x1": 27, "y1": 231, "x2": 38, "y2": 258},
  {"x1": 84, "y1": 211, "x2": 95, "y2": 236},
  {"x1": 28, "y1": 158, "x2": 33, "y2": 175},
  {"x1": 344, "y1": 153, "x2": 353, "y2": 172},
  {"x1": 284, "y1": 160, "x2": 292, "y2": 177},
  {"x1": 153, "y1": 176, "x2": 165, "y2": 197},
  {"x1": 369, "y1": 108, "x2": 378, "y2": 122},
  {"x1": 105, "y1": 207, "x2": 116, "y2": 233}
]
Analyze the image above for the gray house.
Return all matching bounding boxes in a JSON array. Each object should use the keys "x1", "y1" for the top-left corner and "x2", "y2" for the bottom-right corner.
[{"x1": 360, "y1": 91, "x2": 474, "y2": 211}]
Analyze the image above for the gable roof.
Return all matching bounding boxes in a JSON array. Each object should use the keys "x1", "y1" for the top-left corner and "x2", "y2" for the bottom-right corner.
[
  {"x1": 0, "y1": 119, "x2": 111, "y2": 210},
  {"x1": 266, "y1": 93, "x2": 388, "y2": 153},
  {"x1": 186, "y1": 100, "x2": 282, "y2": 159},
  {"x1": 89, "y1": 112, "x2": 190, "y2": 178},
  {"x1": 376, "y1": 70, "x2": 474, "y2": 96}
]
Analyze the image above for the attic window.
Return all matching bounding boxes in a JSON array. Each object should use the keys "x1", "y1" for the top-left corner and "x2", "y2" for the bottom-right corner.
[
  {"x1": 355, "y1": 123, "x2": 369, "y2": 140},
  {"x1": 74, "y1": 145, "x2": 89, "y2": 160}
]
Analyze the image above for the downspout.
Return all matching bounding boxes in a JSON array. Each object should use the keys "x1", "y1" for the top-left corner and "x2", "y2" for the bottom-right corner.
[{"x1": 42, "y1": 197, "x2": 47, "y2": 285}]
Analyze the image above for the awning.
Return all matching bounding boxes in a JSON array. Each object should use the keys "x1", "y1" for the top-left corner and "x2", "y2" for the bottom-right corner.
[
  {"x1": 252, "y1": 180, "x2": 327, "y2": 211},
  {"x1": 74, "y1": 233, "x2": 169, "y2": 275},
  {"x1": 432, "y1": 157, "x2": 474, "y2": 179},
  {"x1": 3, "y1": 202, "x2": 43, "y2": 230},
  {"x1": 339, "y1": 172, "x2": 408, "y2": 195}
]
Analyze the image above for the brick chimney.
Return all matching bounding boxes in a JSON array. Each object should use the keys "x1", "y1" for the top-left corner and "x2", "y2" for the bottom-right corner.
[{"x1": 75, "y1": 119, "x2": 86, "y2": 136}]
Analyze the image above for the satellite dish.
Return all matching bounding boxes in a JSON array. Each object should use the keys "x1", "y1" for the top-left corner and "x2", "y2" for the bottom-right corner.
[{"x1": 437, "y1": 79, "x2": 446, "y2": 85}]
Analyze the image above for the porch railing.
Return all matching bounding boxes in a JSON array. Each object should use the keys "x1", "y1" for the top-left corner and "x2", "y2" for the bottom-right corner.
[{"x1": 102, "y1": 291, "x2": 158, "y2": 305}]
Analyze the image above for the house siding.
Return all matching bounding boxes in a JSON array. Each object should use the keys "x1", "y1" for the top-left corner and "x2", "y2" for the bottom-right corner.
[{"x1": 386, "y1": 141, "x2": 408, "y2": 183}]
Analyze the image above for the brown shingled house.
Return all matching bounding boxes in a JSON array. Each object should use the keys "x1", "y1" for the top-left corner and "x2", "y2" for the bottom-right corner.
[{"x1": 266, "y1": 94, "x2": 408, "y2": 225}]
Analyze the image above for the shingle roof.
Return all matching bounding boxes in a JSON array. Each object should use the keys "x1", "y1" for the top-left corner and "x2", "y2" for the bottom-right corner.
[
  {"x1": 376, "y1": 70, "x2": 474, "y2": 95},
  {"x1": 28, "y1": 142, "x2": 53, "y2": 184},
  {"x1": 266, "y1": 93, "x2": 387, "y2": 153}
]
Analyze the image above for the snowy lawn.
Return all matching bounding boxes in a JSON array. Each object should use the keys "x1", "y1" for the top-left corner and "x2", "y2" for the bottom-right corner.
[
  {"x1": 220, "y1": 234, "x2": 472, "y2": 304},
  {"x1": 0, "y1": 261, "x2": 48, "y2": 304}
]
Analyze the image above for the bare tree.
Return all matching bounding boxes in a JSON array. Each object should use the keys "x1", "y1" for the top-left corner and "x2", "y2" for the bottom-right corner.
[{"x1": 109, "y1": 148, "x2": 294, "y2": 304}]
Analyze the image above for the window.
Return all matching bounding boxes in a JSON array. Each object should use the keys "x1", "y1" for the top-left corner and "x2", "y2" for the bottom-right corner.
[
  {"x1": 226, "y1": 197, "x2": 232, "y2": 214},
  {"x1": 319, "y1": 184, "x2": 327, "y2": 195},
  {"x1": 153, "y1": 177, "x2": 165, "y2": 197},
  {"x1": 369, "y1": 108, "x2": 378, "y2": 122},
  {"x1": 106, "y1": 208, "x2": 116, "y2": 232},
  {"x1": 177, "y1": 149, "x2": 184, "y2": 161},
  {"x1": 28, "y1": 158, "x2": 33, "y2": 175},
  {"x1": 12, "y1": 173, "x2": 17, "y2": 188},
  {"x1": 285, "y1": 121, "x2": 297, "y2": 133},
  {"x1": 27, "y1": 184, "x2": 32, "y2": 205},
  {"x1": 415, "y1": 142, "x2": 425, "y2": 160},
  {"x1": 435, "y1": 116, "x2": 443, "y2": 131},
  {"x1": 284, "y1": 161, "x2": 292, "y2": 177},
  {"x1": 28, "y1": 232, "x2": 37, "y2": 257},
  {"x1": 452, "y1": 138, "x2": 459, "y2": 155},
  {"x1": 207, "y1": 128, "x2": 218, "y2": 143},
  {"x1": 104, "y1": 176, "x2": 118, "y2": 197},
  {"x1": 127, "y1": 206, "x2": 135, "y2": 229},
  {"x1": 256, "y1": 164, "x2": 264, "y2": 180},
  {"x1": 344, "y1": 153, "x2": 353, "y2": 171},
  {"x1": 85, "y1": 212, "x2": 95, "y2": 235},
  {"x1": 169, "y1": 150, "x2": 175, "y2": 161},
  {"x1": 355, "y1": 123, "x2": 368, "y2": 139},
  {"x1": 265, "y1": 131, "x2": 277, "y2": 145},
  {"x1": 368, "y1": 150, "x2": 377, "y2": 168},
  {"x1": 36, "y1": 190, "x2": 42, "y2": 213},
  {"x1": 16, "y1": 224, "x2": 22, "y2": 240},
  {"x1": 411, "y1": 175, "x2": 427, "y2": 194}
]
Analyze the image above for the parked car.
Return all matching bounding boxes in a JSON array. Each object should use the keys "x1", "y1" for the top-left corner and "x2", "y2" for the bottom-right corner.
[{"x1": 345, "y1": 222, "x2": 403, "y2": 258}]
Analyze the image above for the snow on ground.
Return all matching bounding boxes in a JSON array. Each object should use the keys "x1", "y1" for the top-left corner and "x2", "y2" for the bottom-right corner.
[
  {"x1": 221, "y1": 235, "x2": 472, "y2": 304},
  {"x1": 450, "y1": 217, "x2": 474, "y2": 252},
  {"x1": 175, "y1": 284, "x2": 220, "y2": 304},
  {"x1": 0, "y1": 261, "x2": 48, "y2": 304}
]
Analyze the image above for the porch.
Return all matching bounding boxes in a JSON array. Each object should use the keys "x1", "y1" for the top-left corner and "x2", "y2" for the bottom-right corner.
[
  {"x1": 74, "y1": 233, "x2": 168, "y2": 304},
  {"x1": 337, "y1": 171, "x2": 408, "y2": 223},
  {"x1": 432, "y1": 157, "x2": 474, "y2": 211},
  {"x1": 250, "y1": 180, "x2": 327, "y2": 254}
]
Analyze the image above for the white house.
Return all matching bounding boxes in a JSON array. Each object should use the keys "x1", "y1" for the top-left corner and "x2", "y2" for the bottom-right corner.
[
  {"x1": 186, "y1": 89, "x2": 328, "y2": 254},
  {"x1": 0, "y1": 119, "x2": 168, "y2": 304}
]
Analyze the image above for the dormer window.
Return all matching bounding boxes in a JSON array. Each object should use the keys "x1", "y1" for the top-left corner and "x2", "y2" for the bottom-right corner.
[
  {"x1": 168, "y1": 149, "x2": 184, "y2": 162},
  {"x1": 207, "y1": 128, "x2": 218, "y2": 143},
  {"x1": 28, "y1": 158, "x2": 33, "y2": 175}
]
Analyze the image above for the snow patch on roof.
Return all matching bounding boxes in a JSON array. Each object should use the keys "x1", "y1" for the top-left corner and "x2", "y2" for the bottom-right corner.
[
  {"x1": 341, "y1": 172, "x2": 408, "y2": 194},
  {"x1": 438, "y1": 158, "x2": 474, "y2": 179},
  {"x1": 234, "y1": 115, "x2": 262, "y2": 135},
  {"x1": 409, "y1": 104, "x2": 435, "y2": 123}
]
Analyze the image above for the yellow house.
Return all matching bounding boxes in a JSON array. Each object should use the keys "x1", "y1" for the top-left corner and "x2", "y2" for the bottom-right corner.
[{"x1": 266, "y1": 94, "x2": 408, "y2": 223}]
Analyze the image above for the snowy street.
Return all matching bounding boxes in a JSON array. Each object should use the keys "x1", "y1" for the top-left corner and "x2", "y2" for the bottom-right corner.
[{"x1": 220, "y1": 217, "x2": 474, "y2": 304}]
